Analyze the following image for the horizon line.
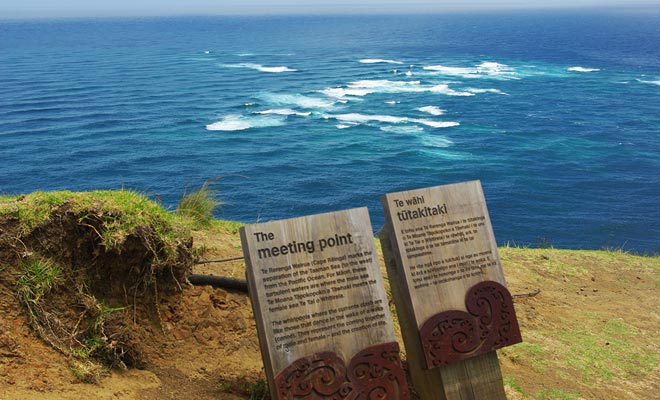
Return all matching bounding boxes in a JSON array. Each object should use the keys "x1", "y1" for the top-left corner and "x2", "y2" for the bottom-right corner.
[{"x1": 2, "y1": 4, "x2": 660, "y2": 22}]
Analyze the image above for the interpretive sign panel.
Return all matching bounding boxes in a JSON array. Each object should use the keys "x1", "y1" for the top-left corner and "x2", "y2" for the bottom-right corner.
[
  {"x1": 380, "y1": 180, "x2": 521, "y2": 400},
  {"x1": 240, "y1": 207, "x2": 409, "y2": 400}
]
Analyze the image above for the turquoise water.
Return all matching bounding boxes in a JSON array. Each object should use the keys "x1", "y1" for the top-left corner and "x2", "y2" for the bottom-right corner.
[{"x1": 1, "y1": 11, "x2": 659, "y2": 252}]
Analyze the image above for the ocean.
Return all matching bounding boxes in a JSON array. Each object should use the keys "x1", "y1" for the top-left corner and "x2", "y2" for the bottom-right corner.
[{"x1": 1, "y1": 10, "x2": 659, "y2": 252}]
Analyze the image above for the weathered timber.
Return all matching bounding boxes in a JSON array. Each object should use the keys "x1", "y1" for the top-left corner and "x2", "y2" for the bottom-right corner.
[{"x1": 241, "y1": 207, "x2": 410, "y2": 400}]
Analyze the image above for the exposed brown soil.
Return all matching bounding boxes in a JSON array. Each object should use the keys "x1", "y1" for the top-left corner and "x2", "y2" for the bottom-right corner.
[
  {"x1": 1, "y1": 212, "x2": 658, "y2": 400},
  {"x1": 0, "y1": 207, "x2": 258, "y2": 399}
]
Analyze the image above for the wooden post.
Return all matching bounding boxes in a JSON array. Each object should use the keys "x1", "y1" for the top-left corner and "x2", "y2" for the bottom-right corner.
[
  {"x1": 380, "y1": 180, "x2": 522, "y2": 400},
  {"x1": 241, "y1": 207, "x2": 410, "y2": 400}
]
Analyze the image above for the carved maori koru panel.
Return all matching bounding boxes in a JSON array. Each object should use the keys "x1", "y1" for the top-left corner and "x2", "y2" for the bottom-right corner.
[
  {"x1": 274, "y1": 342, "x2": 409, "y2": 400},
  {"x1": 419, "y1": 280, "x2": 522, "y2": 369}
]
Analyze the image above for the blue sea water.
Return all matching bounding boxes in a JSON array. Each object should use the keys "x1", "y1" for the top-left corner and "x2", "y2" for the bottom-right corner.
[{"x1": 1, "y1": 10, "x2": 660, "y2": 252}]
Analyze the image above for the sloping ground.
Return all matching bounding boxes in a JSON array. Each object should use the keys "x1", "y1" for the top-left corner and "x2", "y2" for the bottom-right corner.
[
  {"x1": 499, "y1": 247, "x2": 659, "y2": 399},
  {"x1": 1, "y1": 192, "x2": 658, "y2": 399},
  {"x1": 0, "y1": 192, "x2": 257, "y2": 399}
]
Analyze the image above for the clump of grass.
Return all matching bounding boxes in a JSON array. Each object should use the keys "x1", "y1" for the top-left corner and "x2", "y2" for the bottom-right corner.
[
  {"x1": 70, "y1": 358, "x2": 105, "y2": 383},
  {"x1": 212, "y1": 219, "x2": 243, "y2": 234},
  {"x1": 15, "y1": 256, "x2": 72, "y2": 357},
  {"x1": 244, "y1": 379, "x2": 269, "y2": 400},
  {"x1": 16, "y1": 257, "x2": 61, "y2": 306},
  {"x1": 176, "y1": 181, "x2": 220, "y2": 228},
  {"x1": 218, "y1": 376, "x2": 269, "y2": 400},
  {"x1": 17, "y1": 261, "x2": 131, "y2": 382},
  {"x1": 503, "y1": 376, "x2": 526, "y2": 398}
]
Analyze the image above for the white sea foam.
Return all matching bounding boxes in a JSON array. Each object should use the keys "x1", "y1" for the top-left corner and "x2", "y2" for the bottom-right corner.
[
  {"x1": 320, "y1": 87, "x2": 372, "y2": 99},
  {"x1": 424, "y1": 65, "x2": 476, "y2": 75},
  {"x1": 336, "y1": 124, "x2": 354, "y2": 129},
  {"x1": 203, "y1": 50, "x2": 210, "y2": 54},
  {"x1": 384, "y1": 100, "x2": 400, "y2": 105},
  {"x1": 259, "y1": 66, "x2": 297, "y2": 73},
  {"x1": 331, "y1": 113, "x2": 408, "y2": 124},
  {"x1": 320, "y1": 80, "x2": 422, "y2": 99},
  {"x1": 350, "y1": 80, "x2": 421, "y2": 89},
  {"x1": 324, "y1": 113, "x2": 459, "y2": 129},
  {"x1": 568, "y1": 66, "x2": 600, "y2": 72},
  {"x1": 259, "y1": 93, "x2": 336, "y2": 109},
  {"x1": 321, "y1": 79, "x2": 484, "y2": 100},
  {"x1": 412, "y1": 119, "x2": 460, "y2": 128},
  {"x1": 417, "y1": 106, "x2": 446, "y2": 116},
  {"x1": 205, "y1": 114, "x2": 285, "y2": 131},
  {"x1": 380, "y1": 125, "x2": 425, "y2": 134},
  {"x1": 464, "y1": 88, "x2": 508, "y2": 95},
  {"x1": 254, "y1": 108, "x2": 311, "y2": 117},
  {"x1": 359, "y1": 59, "x2": 404, "y2": 64},
  {"x1": 424, "y1": 61, "x2": 517, "y2": 79},
  {"x1": 421, "y1": 136, "x2": 454, "y2": 148},
  {"x1": 429, "y1": 84, "x2": 475, "y2": 96},
  {"x1": 637, "y1": 78, "x2": 660, "y2": 86},
  {"x1": 222, "y1": 63, "x2": 297, "y2": 73},
  {"x1": 476, "y1": 62, "x2": 517, "y2": 77}
]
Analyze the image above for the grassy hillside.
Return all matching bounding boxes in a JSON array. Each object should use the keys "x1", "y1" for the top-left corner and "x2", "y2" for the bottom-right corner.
[{"x1": 0, "y1": 191, "x2": 658, "y2": 399}]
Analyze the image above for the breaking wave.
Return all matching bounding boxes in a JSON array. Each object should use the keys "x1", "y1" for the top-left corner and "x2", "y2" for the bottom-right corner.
[
  {"x1": 423, "y1": 61, "x2": 518, "y2": 79},
  {"x1": 323, "y1": 113, "x2": 459, "y2": 129},
  {"x1": 205, "y1": 114, "x2": 286, "y2": 131},
  {"x1": 637, "y1": 78, "x2": 660, "y2": 86},
  {"x1": 429, "y1": 84, "x2": 475, "y2": 96},
  {"x1": 380, "y1": 125, "x2": 425, "y2": 134},
  {"x1": 321, "y1": 80, "x2": 485, "y2": 99},
  {"x1": 259, "y1": 93, "x2": 336, "y2": 109},
  {"x1": 222, "y1": 63, "x2": 297, "y2": 73},
  {"x1": 359, "y1": 59, "x2": 404, "y2": 64},
  {"x1": 464, "y1": 88, "x2": 508, "y2": 95},
  {"x1": 568, "y1": 67, "x2": 600, "y2": 72},
  {"x1": 420, "y1": 135, "x2": 454, "y2": 148},
  {"x1": 253, "y1": 108, "x2": 311, "y2": 117},
  {"x1": 417, "y1": 106, "x2": 446, "y2": 116}
]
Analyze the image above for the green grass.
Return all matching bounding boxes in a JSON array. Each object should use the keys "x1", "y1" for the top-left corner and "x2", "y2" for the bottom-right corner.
[
  {"x1": 557, "y1": 317, "x2": 659, "y2": 384},
  {"x1": 500, "y1": 342, "x2": 548, "y2": 374},
  {"x1": 176, "y1": 181, "x2": 220, "y2": 228},
  {"x1": 16, "y1": 257, "x2": 61, "y2": 305},
  {"x1": 503, "y1": 376, "x2": 526, "y2": 398},
  {"x1": 0, "y1": 190, "x2": 190, "y2": 252},
  {"x1": 211, "y1": 219, "x2": 244, "y2": 234},
  {"x1": 247, "y1": 379, "x2": 268, "y2": 400},
  {"x1": 70, "y1": 358, "x2": 105, "y2": 383},
  {"x1": 536, "y1": 389, "x2": 582, "y2": 400}
]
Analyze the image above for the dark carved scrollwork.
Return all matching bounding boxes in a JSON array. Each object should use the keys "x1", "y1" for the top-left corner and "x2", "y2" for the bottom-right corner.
[
  {"x1": 274, "y1": 342, "x2": 409, "y2": 400},
  {"x1": 419, "y1": 280, "x2": 522, "y2": 369}
]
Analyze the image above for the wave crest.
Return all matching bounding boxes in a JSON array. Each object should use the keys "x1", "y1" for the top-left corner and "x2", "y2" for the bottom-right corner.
[
  {"x1": 206, "y1": 114, "x2": 286, "y2": 131},
  {"x1": 417, "y1": 106, "x2": 446, "y2": 116},
  {"x1": 222, "y1": 63, "x2": 297, "y2": 73},
  {"x1": 568, "y1": 66, "x2": 600, "y2": 72},
  {"x1": 359, "y1": 59, "x2": 404, "y2": 64}
]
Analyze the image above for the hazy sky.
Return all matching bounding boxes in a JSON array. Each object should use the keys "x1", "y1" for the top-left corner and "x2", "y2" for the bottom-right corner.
[{"x1": 2, "y1": 0, "x2": 660, "y2": 19}]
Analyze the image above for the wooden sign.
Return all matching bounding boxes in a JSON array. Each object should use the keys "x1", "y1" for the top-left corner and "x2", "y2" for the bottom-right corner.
[
  {"x1": 240, "y1": 207, "x2": 409, "y2": 400},
  {"x1": 380, "y1": 180, "x2": 521, "y2": 400}
]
